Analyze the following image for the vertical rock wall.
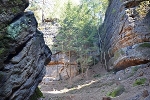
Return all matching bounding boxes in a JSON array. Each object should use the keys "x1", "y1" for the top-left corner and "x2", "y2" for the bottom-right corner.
[
  {"x1": 0, "y1": 0, "x2": 51, "y2": 100},
  {"x1": 100, "y1": 0, "x2": 150, "y2": 71}
]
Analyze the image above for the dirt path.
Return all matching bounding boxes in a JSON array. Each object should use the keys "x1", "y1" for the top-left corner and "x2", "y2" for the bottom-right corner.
[{"x1": 39, "y1": 64, "x2": 150, "y2": 100}]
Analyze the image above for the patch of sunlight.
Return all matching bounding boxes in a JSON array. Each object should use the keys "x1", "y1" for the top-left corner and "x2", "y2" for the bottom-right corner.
[{"x1": 42, "y1": 79, "x2": 99, "y2": 94}]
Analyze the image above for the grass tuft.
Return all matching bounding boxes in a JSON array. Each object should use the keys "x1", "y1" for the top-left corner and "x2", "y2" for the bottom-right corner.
[
  {"x1": 107, "y1": 85, "x2": 125, "y2": 97},
  {"x1": 133, "y1": 78, "x2": 147, "y2": 86}
]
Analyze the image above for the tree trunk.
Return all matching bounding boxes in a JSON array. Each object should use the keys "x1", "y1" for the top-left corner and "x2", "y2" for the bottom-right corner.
[{"x1": 69, "y1": 50, "x2": 72, "y2": 84}]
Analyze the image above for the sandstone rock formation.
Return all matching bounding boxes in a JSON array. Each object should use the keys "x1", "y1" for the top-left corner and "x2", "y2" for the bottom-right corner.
[
  {"x1": 100, "y1": 0, "x2": 150, "y2": 71},
  {"x1": 43, "y1": 52, "x2": 78, "y2": 83},
  {"x1": 0, "y1": 0, "x2": 51, "y2": 100}
]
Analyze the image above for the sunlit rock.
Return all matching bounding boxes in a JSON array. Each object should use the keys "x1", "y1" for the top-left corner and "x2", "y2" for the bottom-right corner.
[{"x1": 99, "y1": 0, "x2": 150, "y2": 71}]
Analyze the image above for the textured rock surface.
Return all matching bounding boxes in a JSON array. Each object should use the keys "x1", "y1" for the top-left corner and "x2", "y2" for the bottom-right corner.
[
  {"x1": 100, "y1": 0, "x2": 150, "y2": 70},
  {"x1": 0, "y1": 0, "x2": 29, "y2": 31},
  {"x1": 0, "y1": 1, "x2": 51, "y2": 100},
  {"x1": 43, "y1": 52, "x2": 78, "y2": 82}
]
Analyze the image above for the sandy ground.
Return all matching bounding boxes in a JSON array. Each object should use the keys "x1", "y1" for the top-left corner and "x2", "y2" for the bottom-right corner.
[{"x1": 39, "y1": 63, "x2": 150, "y2": 100}]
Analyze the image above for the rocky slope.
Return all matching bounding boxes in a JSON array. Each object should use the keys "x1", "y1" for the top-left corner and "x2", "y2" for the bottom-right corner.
[
  {"x1": 100, "y1": 0, "x2": 150, "y2": 71},
  {"x1": 39, "y1": 62, "x2": 150, "y2": 100},
  {"x1": 0, "y1": 0, "x2": 51, "y2": 100}
]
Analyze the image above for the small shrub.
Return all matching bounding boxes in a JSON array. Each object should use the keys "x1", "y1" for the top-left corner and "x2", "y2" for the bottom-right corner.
[
  {"x1": 107, "y1": 85, "x2": 125, "y2": 97},
  {"x1": 93, "y1": 74, "x2": 101, "y2": 78},
  {"x1": 0, "y1": 48, "x2": 5, "y2": 54},
  {"x1": 127, "y1": 66, "x2": 139, "y2": 78},
  {"x1": 133, "y1": 78, "x2": 147, "y2": 86},
  {"x1": 132, "y1": 66, "x2": 139, "y2": 72},
  {"x1": 30, "y1": 87, "x2": 44, "y2": 100}
]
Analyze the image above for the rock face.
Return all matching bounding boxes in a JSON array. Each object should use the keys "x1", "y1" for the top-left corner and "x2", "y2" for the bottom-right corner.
[
  {"x1": 100, "y1": 0, "x2": 150, "y2": 71},
  {"x1": 42, "y1": 52, "x2": 78, "y2": 83},
  {"x1": 0, "y1": 0, "x2": 51, "y2": 100}
]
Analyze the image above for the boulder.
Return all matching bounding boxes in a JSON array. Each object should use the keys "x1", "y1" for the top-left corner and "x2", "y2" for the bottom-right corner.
[
  {"x1": 99, "y1": 0, "x2": 150, "y2": 71},
  {"x1": 0, "y1": 1, "x2": 51, "y2": 100}
]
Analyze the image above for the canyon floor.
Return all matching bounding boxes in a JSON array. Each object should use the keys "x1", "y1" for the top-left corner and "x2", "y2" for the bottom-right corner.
[{"x1": 39, "y1": 63, "x2": 150, "y2": 100}]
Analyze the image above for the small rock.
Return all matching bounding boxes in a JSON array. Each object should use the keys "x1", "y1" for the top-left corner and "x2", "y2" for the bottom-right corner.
[
  {"x1": 142, "y1": 90, "x2": 149, "y2": 98},
  {"x1": 102, "y1": 97, "x2": 111, "y2": 100},
  {"x1": 138, "y1": 71, "x2": 144, "y2": 77}
]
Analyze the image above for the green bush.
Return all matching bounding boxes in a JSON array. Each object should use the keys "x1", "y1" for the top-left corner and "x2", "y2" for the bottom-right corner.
[
  {"x1": 93, "y1": 74, "x2": 101, "y2": 78},
  {"x1": 133, "y1": 78, "x2": 147, "y2": 86},
  {"x1": 107, "y1": 85, "x2": 125, "y2": 97},
  {"x1": 30, "y1": 87, "x2": 44, "y2": 100},
  {"x1": 0, "y1": 48, "x2": 5, "y2": 54}
]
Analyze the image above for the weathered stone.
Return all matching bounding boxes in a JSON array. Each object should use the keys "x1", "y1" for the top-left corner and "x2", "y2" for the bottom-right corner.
[
  {"x1": 43, "y1": 52, "x2": 78, "y2": 81},
  {"x1": 0, "y1": 0, "x2": 29, "y2": 31},
  {"x1": 102, "y1": 97, "x2": 111, "y2": 100},
  {"x1": 99, "y1": 0, "x2": 150, "y2": 70},
  {"x1": 0, "y1": 1, "x2": 51, "y2": 100},
  {"x1": 142, "y1": 90, "x2": 149, "y2": 98}
]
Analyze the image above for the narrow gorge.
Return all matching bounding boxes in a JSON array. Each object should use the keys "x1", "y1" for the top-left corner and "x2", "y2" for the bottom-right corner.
[{"x1": 0, "y1": 0, "x2": 150, "y2": 100}]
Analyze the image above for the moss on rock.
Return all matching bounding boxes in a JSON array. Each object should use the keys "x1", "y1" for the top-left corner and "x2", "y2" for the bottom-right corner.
[
  {"x1": 0, "y1": 72, "x2": 3, "y2": 81},
  {"x1": 107, "y1": 85, "x2": 125, "y2": 97},
  {"x1": 30, "y1": 87, "x2": 44, "y2": 100},
  {"x1": 0, "y1": 48, "x2": 5, "y2": 55},
  {"x1": 114, "y1": 49, "x2": 125, "y2": 61},
  {"x1": 133, "y1": 78, "x2": 147, "y2": 86},
  {"x1": 139, "y1": 42, "x2": 150, "y2": 48}
]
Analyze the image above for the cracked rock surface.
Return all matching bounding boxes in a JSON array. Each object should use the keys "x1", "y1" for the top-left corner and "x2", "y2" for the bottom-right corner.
[
  {"x1": 100, "y1": 0, "x2": 150, "y2": 70},
  {"x1": 0, "y1": 0, "x2": 51, "y2": 100}
]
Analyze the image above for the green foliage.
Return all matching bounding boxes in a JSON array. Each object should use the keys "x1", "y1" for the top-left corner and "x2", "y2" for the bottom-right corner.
[
  {"x1": 0, "y1": 48, "x2": 5, "y2": 54},
  {"x1": 7, "y1": 23, "x2": 22, "y2": 39},
  {"x1": 133, "y1": 78, "x2": 147, "y2": 86},
  {"x1": 0, "y1": 72, "x2": 3, "y2": 81},
  {"x1": 27, "y1": 0, "x2": 108, "y2": 73},
  {"x1": 112, "y1": 8, "x2": 116, "y2": 13},
  {"x1": 139, "y1": 43, "x2": 150, "y2": 48},
  {"x1": 132, "y1": 66, "x2": 139, "y2": 72},
  {"x1": 127, "y1": 66, "x2": 139, "y2": 78},
  {"x1": 30, "y1": 87, "x2": 44, "y2": 100},
  {"x1": 11, "y1": 7, "x2": 19, "y2": 13},
  {"x1": 93, "y1": 74, "x2": 101, "y2": 78},
  {"x1": 7, "y1": 18, "x2": 28, "y2": 39},
  {"x1": 136, "y1": 1, "x2": 150, "y2": 18},
  {"x1": 107, "y1": 85, "x2": 125, "y2": 97},
  {"x1": 51, "y1": 0, "x2": 109, "y2": 73},
  {"x1": 12, "y1": 0, "x2": 22, "y2": 4},
  {"x1": 114, "y1": 49, "x2": 125, "y2": 61}
]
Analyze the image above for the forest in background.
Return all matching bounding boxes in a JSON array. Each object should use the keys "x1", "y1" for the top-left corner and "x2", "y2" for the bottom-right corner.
[{"x1": 27, "y1": 0, "x2": 108, "y2": 73}]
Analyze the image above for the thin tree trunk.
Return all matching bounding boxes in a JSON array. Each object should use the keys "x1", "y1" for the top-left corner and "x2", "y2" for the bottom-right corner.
[
  {"x1": 57, "y1": 53, "x2": 59, "y2": 80},
  {"x1": 69, "y1": 50, "x2": 72, "y2": 84},
  {"x1": 104, "y1": 52, "x2": 108, "y2": 71},
  {"x1": 86, "y1": 66, "x2": 89, "y2": 80}
]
